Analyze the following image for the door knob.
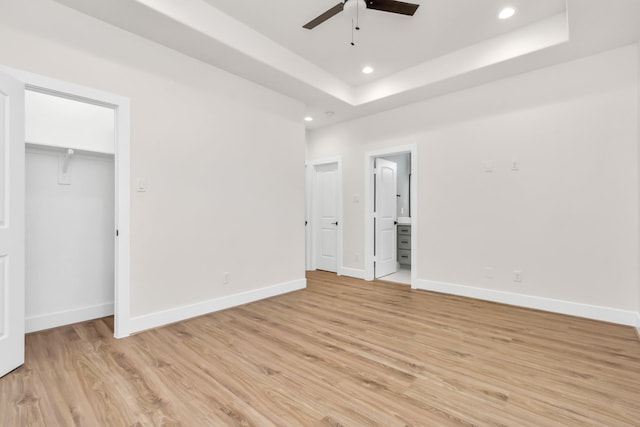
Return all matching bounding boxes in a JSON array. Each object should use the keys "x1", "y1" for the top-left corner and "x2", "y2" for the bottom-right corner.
[{"x1": 331, "y1": 221, "x2": 339, "y2": 226}]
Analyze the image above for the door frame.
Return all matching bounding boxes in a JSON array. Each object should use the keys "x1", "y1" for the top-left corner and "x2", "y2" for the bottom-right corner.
[
  {"x1": 305, "y1": 157, "x2": 343, "y2": 275},
  {"x1": 0, "y1": 66, "x2": 132, "y2": 338},
  {"x1": 364, "y1": 144, "x2": 418, "y2": 284}
]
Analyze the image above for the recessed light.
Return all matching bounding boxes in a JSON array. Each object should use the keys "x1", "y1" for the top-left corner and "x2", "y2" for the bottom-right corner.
[
  {"x1": 362, "y1": 66, "x2": 374, "y2": 74},
  {"x1": 498, "y1": 7, "x2": 516, "y2": 19},
  {"x1": 304, "y1": 116, "x2": 313, "y2": 122}
]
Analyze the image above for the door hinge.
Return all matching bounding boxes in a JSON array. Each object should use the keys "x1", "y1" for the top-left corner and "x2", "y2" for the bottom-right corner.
[
  {"x1": 116, "y1": 229, "x2": 119, "y2": 237},
  {"x1": 372, "y1": 256, "x2": 377, "y2": 262},
  {"x1": 373, "y1": 168, "x2": 377, "y2": 174}
]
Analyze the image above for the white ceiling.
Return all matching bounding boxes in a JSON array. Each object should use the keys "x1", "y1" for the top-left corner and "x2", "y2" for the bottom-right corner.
[
  {"x1": 53, "y1": 0, "x2": 640, "y2": 129},
  {"x1": 202, "y1": 0, "x2": 566, "y2": 86}
]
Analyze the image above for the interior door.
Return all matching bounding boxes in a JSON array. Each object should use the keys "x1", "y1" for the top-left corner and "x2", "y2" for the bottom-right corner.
[
  {"x1": 314, "y1": 163, "x2": 339, "y2": 272},
  {"x1": 0, "y1": 71, "x2": 25, "y2": 377},
  {"x1": 375, "y1": 158, "x2": 397, "y2": 278}
]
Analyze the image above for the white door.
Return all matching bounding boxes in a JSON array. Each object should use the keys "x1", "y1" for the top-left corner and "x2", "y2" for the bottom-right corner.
[
  {"x1": 375, "y1": 158, "x2": 397, "y2": 278},
  {"x1": 314, "y1": 163, "x2": 339, "y2": 272},
  {"x1": 0, "y1": 71, "x2": 25, "y2": 377}
]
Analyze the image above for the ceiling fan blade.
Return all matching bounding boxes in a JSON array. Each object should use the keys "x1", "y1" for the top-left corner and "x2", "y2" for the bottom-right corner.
[
  {"x1": 365, "y1": 0, "x2": 419, "y2": 15},
  {"x1": 303, "y1": 3, "x2": 345, "y2": 29}
]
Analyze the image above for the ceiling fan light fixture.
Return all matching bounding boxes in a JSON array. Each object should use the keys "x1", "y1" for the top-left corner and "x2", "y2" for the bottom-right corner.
[
  {"x1": 362, "y1": 66, "x2": 374, "y2": 74},
  {"x1": 498, "y1": 7, "x2": 516, "y2": 20},
  {"x1": 343, "y1": 0, "x2": 367, "y2": 17}
]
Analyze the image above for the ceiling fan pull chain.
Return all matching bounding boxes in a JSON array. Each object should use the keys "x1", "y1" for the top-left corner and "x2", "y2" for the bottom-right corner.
[
  {"x1": 351, "y1": 18, "x2": 355, "y2": 46},
  {"x1": 356, "y1": 0, "x2": 361, "y2": 30}
]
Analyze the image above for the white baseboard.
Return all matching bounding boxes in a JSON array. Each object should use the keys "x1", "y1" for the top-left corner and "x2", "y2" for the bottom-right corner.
[
  {"x1": 414, "y1": 279, "x2": 638, "y2": 326},
  {"x1": 129, "y1": 278, "x2": 306, "y2": 335},
  {"x1": 26, "y1": 302, "x2": 114, "y2": 333},
  {"x1": 340, "y1": 267, "x2": 365, "y2": 280}
]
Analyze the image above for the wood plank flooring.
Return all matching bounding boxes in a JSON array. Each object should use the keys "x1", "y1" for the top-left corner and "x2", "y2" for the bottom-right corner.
[{"x1": 2, "y1": 270, "x2": 640, "y2": 426}]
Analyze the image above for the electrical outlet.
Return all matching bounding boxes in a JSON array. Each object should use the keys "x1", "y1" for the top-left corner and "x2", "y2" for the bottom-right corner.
[
  {"x1": 223, "y1": 272, "x2": 230, "y2": 284},
  {"x1": 513, "y1": 270, "x2": 523, "y2": 283}
]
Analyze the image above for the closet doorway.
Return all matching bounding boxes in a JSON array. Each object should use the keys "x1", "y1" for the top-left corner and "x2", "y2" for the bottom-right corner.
[
  {"x1": 0, "y1": 65, "x2": 132, "y2": 339},
  {"x1": 25, "y1": 89, "x2": 116, "y2": 334}
]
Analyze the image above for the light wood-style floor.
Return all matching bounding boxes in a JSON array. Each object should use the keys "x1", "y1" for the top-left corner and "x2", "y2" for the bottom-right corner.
[{"x1": 2, "y1": 271, "x2": 640, "y2": 426}]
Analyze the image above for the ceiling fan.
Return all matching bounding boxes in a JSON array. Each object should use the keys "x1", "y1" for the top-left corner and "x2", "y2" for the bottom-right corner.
[{"x1": 303, "y1": 0, "x2": 420, "y2": 30}]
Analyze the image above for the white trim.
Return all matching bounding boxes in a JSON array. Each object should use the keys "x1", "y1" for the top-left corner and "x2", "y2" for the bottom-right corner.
[
  {"x1": 0, "y1": 65, "x2": 132, "y2": 338},
  {"x1": 129, "y1": 278, "x2": 306, "y2": 334},
  {"x1": 364, "y1": 144, "x2": 418, "y2": 283},
  {"x1": 26, "y1": 303, "x2": 114, "y2": 333},
  {"x1": 340, "y1": 267, "x2": 366, "y2": 280},
  {"x1": 113, "y1": 97, "x2": 131, "y2": 338},
  {"x1": 307, "y1": 157, "x2": 343, "y2": 275},
  {"x1": 305, "y1": 162, "x2": 311, "y2": 270},
  {"x1": 414, "y1": 278, "x2": 639, "y2": 326},
  {"x1": 25, "y1": 142, "x2": 115, "y2": 159}
]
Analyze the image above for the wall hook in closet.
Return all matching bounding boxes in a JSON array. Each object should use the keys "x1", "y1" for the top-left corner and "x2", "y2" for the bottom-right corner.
[
  {"x1": 62, "y1": 148, "x2": 74, "y2": 174},
  {"x1": 58, "y1": 148, "x2": 74, "y2": 185}
]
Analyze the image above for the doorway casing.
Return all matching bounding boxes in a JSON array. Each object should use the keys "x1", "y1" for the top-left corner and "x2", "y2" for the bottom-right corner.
[
  {"x1": 1, "y1": 66, "x2": 132, "y2": 338},
  {"x1": 364, "y1": 144, "x2": 418, "y2": 284}
]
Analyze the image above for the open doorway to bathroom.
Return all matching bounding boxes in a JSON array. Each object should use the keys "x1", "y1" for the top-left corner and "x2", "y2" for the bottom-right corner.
[
  {"x1": 377, "y1": 152, "x2": 411, "y2": 284},
  {"x1": 364, "y1": 144, "x2": 417, "y2": 285}
]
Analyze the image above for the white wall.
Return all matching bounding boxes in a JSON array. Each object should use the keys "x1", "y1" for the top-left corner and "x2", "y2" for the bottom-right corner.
[
  {"x1": 25, "y1": 146, "x2": 114, "y2": 331},
  {"x1": 0, "y1": 0, "x2": 305, "y2": 329},
  {"x1": 308, "y1": 45, "x2": 640, "y2": 323},
  {"x1": 25, "y1": 90, "x2": 115, "y2": 154},
  {"x1": 380, "y1": 153, "x2": 410, "y2": 218}
]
